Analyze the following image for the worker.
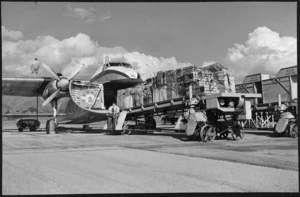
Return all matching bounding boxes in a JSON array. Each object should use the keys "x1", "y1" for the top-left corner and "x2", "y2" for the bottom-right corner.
[{"x1": 107, "y1": 103, "x2": 120, "y2": 130}]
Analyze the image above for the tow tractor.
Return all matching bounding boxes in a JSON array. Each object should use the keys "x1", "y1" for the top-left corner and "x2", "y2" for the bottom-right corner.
[{"x1": 16, "y1": 118, "x2": 40, "y2": 132}]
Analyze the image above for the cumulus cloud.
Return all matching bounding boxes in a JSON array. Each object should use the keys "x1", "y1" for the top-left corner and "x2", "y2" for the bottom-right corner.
[
  {"x1": 200, "y1": 61, "x2": 216, "y2": 68},
  {"x1": 66, "y1": 3, "x2": 111, "y2": 23},
  {"x1": 226, "y1": 26, "x2": 297, "y2": 83},
  {"x1": 2, "y1": 26, "x2": 23, "y2": 40},
  {"x1": 2, "y1": 26, "x2": 192, "y2": 81}
]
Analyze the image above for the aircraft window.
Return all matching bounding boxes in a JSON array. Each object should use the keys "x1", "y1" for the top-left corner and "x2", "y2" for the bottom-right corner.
[{"x1": 104, "y1": 62, "x2": 132, "y2": 68}]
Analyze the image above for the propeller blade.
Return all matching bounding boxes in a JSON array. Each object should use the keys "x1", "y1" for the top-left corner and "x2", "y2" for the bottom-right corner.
[
  {"x1": 42, "y1": 88, "x2": 61, "y2": 107},
  {"x1": 40, "y1": 62, "x2": 60, "y2": 81},
  {"x1": 67, "y1": 63, "x2": 84, "y2": 81}
]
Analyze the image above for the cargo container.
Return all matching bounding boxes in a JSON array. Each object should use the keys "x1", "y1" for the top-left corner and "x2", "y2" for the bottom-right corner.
[
  {"x1": 235, "y1": 65, "x2": 297, "y2": 105},
  {"x1": 235, "y1": 65, "x2": 297, "y2": 129}
]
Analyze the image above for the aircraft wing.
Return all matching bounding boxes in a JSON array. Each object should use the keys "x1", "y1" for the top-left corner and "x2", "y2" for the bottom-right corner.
[{"x1": 2, "y1": 77, "x2": 52, "y2": 97}]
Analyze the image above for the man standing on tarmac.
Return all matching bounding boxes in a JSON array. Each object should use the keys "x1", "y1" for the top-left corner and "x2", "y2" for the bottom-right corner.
[{"x1": 107, "y1": 103, "x2": 120, "y2": 130}]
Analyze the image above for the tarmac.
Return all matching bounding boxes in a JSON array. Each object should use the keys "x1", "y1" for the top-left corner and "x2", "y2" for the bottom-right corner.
[{"x1": 2, "y1": 120, "x2": 299, "y2": 194}]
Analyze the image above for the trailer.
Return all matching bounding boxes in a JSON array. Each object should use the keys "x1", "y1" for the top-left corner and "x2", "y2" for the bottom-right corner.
[
  {"x1": 112, "y1": 84, "x2": 260, "y2": 141},
  {"x1": 235, "y1": 65, "x2": 298, "y2": 137}
]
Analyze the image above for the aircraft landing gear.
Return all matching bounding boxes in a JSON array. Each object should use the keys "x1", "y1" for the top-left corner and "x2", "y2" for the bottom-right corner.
[{"x1": 46, "y1": 119, "x2": 56, "y2": 134}]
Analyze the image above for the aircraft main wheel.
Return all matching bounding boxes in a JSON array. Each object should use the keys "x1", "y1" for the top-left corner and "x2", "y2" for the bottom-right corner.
[
  {"x1": 83, "y1": 125, "x2": 89, "y2": 131},
  {"x1": 231, "y1": 123, "x2": 245, "y2": 140},
  {"x1": 46, "y1": 119, "x2": 56, "y2": 134},
  {"x1": 200, "y1": 125, "x2": 216, "y2": 142},
  {"x1": 289, "y1": 124, "x2": 298, "y2": 138}
]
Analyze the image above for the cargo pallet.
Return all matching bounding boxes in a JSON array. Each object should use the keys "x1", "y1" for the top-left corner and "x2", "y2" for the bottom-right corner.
[{"x1": 113, "y1": 86, "x2": 261, "y2": 142}]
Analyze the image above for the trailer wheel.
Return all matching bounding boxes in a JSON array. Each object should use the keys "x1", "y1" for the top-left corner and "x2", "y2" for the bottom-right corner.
[
  {"x1": 200, "y1": 125, "x2": 216, "y2": 142},
  {"x1": 289, "y1": 124, "x2": 298, "y2": 138},
  {"x1": 231, "y1": 123, "x2": 245, "y2": 140}
]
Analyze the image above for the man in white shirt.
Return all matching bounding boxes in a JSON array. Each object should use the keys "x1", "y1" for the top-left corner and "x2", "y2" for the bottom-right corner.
[{"x1": 107, "y1": 103, "x2": 120, "y2": 130}]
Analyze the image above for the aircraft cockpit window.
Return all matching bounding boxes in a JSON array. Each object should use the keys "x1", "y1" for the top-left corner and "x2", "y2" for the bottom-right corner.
[{"x1": 104, "y1": 62, "x2": 132, "y2": 68}]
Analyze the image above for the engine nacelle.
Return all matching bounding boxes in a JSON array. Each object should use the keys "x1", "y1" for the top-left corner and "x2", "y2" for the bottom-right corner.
[{"x1": 42, "y1": 80, "x2": 69, "y2": 101}]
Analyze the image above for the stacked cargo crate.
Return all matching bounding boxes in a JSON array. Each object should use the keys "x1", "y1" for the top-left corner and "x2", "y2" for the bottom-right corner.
[
  {"x1": 202, "y1": 63, "x2": 236, "y2": 94},
  {"x1": 116, "y1": 63, "x2": 236, "y2": 110}
]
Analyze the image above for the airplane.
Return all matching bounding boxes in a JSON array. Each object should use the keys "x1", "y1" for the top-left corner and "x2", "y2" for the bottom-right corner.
[{"x1": 2, "y1": 58, "x2": 143, "y2": 133}]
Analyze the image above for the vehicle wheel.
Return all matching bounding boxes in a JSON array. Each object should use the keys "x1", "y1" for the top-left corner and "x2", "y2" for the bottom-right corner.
[
  {"x1": 231, "y1": 123, "x2": 245, "y2": 140},
  {"x1": 289, "y1": 124, "x2": 298, "y2": 138},
  {"x1": 18, "y1": 128, "x2": 23, "y2": 132},
  {"x1": 200, "y1": 125, "x2": 216, "y2": 142},
  {"x1": 145, "y1": 117, "x2": 156, "y2": 130}
]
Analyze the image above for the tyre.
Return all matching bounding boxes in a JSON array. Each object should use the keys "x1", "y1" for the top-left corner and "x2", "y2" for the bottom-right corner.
[
  {"x1": 18, "y1": 127, "x2": 23, "y2": 132},
  {"x1": 200, "y1": 125, "x2": 216, "y2": 142},
  {"x1": 146, "y1": 117, "x2": 156, "y2": 130},
  {"x1": 289, "y1": 124, "x2": 298, "y2": 138},
  {"x1": 231, "y1": 123, "x2": 245, "y2": 140},
  {"x1": 46, "y1": 119, "x2": 56, "y2": 134}
]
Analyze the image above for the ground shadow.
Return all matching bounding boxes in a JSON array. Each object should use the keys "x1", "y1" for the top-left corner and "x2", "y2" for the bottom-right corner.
[{"x1": 245, "y1": 131, "x2": 281, "y2": 138}]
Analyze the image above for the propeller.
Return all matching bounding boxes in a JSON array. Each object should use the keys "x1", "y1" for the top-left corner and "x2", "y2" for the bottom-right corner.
[
  {"x1": 42, "y1": 89, "x2": 60, "y2": 107},
  {"x1": 34, "y1": 59, "x2": 60, "y2": 81},
  {"x1": 33, "y1": 58, "x2": 84, "y2": 107}
]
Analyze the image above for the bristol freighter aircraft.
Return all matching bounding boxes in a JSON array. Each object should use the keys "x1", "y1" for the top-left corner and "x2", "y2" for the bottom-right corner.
[{"x1": 2, "y1": 58, "x2": 143, "y2": 133}]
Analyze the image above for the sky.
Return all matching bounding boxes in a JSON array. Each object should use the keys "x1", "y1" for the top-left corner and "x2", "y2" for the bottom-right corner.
[{"x1": 1, "y1": 2, "x2": 297, "y2": 83}]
